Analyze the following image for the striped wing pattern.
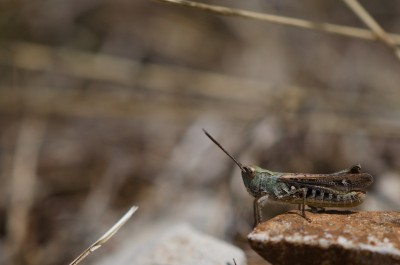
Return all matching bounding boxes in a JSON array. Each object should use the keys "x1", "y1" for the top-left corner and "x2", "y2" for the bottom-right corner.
[{"x1": 277, "y1": 172, "x2": 373, "y2": 191}]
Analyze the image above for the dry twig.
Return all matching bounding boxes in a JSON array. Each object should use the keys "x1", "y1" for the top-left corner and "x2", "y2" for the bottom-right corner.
[
  {"x1": 153, "y1": 0, "x2": 400, "y2": 44},
  {"x1": 343, "y1": 0, "x2": 400, "y2": 59},
  {"x1": 69, "y1": 206, "x2": 138, "y2": 265}
]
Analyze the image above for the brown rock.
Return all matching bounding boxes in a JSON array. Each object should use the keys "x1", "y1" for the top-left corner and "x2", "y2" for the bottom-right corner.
[{"x1": 248, "y1": 211, "x2": 400, "y2": 265}]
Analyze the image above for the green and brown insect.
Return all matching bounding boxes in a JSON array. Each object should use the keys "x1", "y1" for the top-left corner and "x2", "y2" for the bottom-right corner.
[{"x1": 203, "y1": 129, "x2": 374, "y2": 226}]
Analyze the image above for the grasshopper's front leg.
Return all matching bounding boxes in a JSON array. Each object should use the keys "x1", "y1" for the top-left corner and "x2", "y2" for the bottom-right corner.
[{"x1": 253, "y1": 195, "x2": 268, "y2": 227}]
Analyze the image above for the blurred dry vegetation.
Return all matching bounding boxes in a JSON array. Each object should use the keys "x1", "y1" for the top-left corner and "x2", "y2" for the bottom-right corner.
[{"x1": 0, "y1": 0, "x2": 400, "y2": 265}]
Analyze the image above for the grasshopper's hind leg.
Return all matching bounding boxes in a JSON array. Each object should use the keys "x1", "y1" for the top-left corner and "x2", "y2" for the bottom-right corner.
[{"x1": 278, "y1": 188, "x2": 310, "y2": 221}]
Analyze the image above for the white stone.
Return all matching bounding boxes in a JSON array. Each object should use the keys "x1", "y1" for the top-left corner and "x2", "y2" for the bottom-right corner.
[{"x1": 97, "y1": 223, "x2": 246, "y2": 265}]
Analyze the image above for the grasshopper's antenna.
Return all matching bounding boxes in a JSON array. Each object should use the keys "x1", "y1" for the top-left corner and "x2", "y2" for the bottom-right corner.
[{"x1": 203, "y1": 129, "x2": 244, "y2": 171}]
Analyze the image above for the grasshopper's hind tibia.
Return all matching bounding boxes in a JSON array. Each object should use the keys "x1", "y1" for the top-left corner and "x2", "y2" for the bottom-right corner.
[
  {"x1": 299, "y1": 188, "x2": 311, "y2": 222},
  {"x1": 278, "y1": 187, "x2": 311, "y2": 222}
]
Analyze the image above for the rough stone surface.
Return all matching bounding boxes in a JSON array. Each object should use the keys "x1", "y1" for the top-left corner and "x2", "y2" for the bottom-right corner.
[{"x1": 248, "y1": 211, "x2": 400, "y2": 265}]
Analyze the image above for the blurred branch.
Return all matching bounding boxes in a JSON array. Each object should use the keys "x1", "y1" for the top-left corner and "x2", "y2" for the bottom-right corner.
[
  {"x1": 153, "y1": 0, "x2": 400, "y2": 44},
  {"x1": 2, "y1": 43, "x2": 400, "y2": 138},
  {"x1": 1, "y1": 42, "x2": 141, "y2": 86},
  {"x1": 2, "y1": 42, "x2": 400, "y2": 108},
  {"x1": 1, "y1": 87, "x2": 400, "y2": 139},
  {"x1": 6, "y1": 117, "x2": 46, "y2": 263},
  {"x1": 0, "y1": 86, "x2": 267, "y2": 124},
  {"x1": 343, "y1": 0, "x2": 400, "y2": 59},
  {"x1": 0, "y1": 42, "x2": 277, "y2": 104},
  {"x1": 69, "y1": 206, "x2": 138, "y2": 265}
]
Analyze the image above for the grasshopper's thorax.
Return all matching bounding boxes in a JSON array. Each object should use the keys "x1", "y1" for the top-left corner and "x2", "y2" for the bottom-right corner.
[{"x1": 241, "y1": 165, "x2": 279, "y2": 198}]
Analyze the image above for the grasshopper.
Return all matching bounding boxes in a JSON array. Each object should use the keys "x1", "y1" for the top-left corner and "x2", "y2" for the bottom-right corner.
[{"x1": 203, "y1": 129, "x2": 374, "y2": 225}]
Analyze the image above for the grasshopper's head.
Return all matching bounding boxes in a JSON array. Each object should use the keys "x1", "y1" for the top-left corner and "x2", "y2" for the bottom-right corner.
[
  {"x1": 240, "y1": 165, "x2": 257, "y2": 190},
  {"x1": 242, "y1": 165, "x2": 256, "y2": 177}
]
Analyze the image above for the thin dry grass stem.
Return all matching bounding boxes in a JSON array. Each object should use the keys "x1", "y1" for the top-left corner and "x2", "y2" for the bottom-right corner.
[
  {"x1": 343, "y1": 0, "x2": 400, "y2": 59},
  {"x1": 6, "y1": 117, "x2": 46, "y2": 263},
  {"x1": 1, "y1": 42, "x2": 141, "y2": 86},
  {"x1": 69, "y1": 206, "x2": 138, "y2": 265},
  {"x1": 153, "y1": 0, "x2": 400, "y2": 44}
]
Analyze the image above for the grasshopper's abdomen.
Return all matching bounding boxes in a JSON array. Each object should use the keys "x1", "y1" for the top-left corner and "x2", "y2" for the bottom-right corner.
[
  {"x1": 272, "y1": 184, "x2": 368, "y2": 208},
  {"x1": 292, "y1": 190, "x2": 366, "y2": 208}
]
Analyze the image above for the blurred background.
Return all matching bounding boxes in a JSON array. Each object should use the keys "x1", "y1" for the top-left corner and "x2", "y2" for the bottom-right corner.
[{"x1": 1, "y1": 0, "x2": 400, "y2": 264}]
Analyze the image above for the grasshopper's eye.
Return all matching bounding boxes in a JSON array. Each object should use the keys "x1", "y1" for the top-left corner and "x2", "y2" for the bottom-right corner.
[{"x1": 243, "y1": 166, "x2": 256, "y2": 179}]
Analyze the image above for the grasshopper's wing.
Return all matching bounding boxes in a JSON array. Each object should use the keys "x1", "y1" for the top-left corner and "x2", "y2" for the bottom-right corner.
[{"x1": 277, "y1": 172, "x2": 373, "y2": 191}]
